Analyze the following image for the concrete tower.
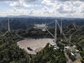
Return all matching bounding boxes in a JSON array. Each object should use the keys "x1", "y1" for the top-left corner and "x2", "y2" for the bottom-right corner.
[{"x1": 8, "y1": 18, "x2": 10, "y2": 32}]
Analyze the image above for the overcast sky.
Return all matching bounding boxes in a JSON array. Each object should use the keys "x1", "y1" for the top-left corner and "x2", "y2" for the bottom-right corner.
[{"x1": 0, "y1": 0, "x2": 84, "y2": 18}]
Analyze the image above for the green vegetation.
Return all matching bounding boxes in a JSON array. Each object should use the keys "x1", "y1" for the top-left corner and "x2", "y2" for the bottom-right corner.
[
  {"x1": 0, "y1": 33, "x2": 30, "y2": 63},
  {"x1": 0, "y1": 32, "x2": 67, "y2": 63},
  {"x1": 0, "y1": 21, "x2": 84, "y2": 63},
  {"x1": 64, "y1": 23, "x2": 84, "y2": 63},
  {"x1": 32, "y1": 43, "x2": 66, "y2": 63}
]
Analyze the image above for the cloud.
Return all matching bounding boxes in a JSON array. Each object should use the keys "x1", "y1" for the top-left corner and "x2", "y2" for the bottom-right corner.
[
  {"x1": 57, "y1": 0, "x2": 83, "y2": 1},
  {"x1": 9, "y1": 0, "x2": 39, "y2": 8},
  {"x1": 1, "y1": 0, "x2": 83, "y2": 2},
  {"x1": 57, "y1": 6, "x2": 67, "y2": 13},
  {"x1": 42, "y1": 0, "x2": 52, "y2": 5},
  {"x1": 24, "y1": 0, "x2": 37, "y2": 2},
  {"x1": 0, "y1": 0, "x2": 84, "y2": 18},
  {"x1": 10, "y1": 1, "x2": 32, "y2": 7},
  {"x1": 0, "y1": 0, "x2": 18, "y2": 1},
  {"x1": 56, "y1": 2, "x2": 74, "y2": 13},
  {"x1": 0, "y1": 0, "x2": 38, "y2": 2}
]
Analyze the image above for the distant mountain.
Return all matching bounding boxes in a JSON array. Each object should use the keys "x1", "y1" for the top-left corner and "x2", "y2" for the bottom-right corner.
[{"x1": 0, "y1": 17, "x2": 84, "y2": 32}]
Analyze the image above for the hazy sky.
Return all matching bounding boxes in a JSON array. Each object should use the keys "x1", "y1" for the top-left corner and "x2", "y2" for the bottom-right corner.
[{"x1": 0, "y1": 0, "x2": 84, "y2": 18}]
